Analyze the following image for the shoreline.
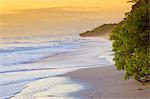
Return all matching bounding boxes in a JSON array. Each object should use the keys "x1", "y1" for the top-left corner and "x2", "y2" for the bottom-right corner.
[
  {"x1": 9, "y1": 65, "x2": 150, "y2": 99},
  {"x1": 3, "y1": 37, "x2": 114, "y2": 99},
  {"x1": 4, "y1": 36, "x2": 149, "y2": 99},
  {"x1": 63, "y1": 66, "x2": 150, "y2": 99}
]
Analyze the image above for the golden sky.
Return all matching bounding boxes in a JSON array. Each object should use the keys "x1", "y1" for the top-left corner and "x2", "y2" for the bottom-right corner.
[
  {"x1": 0, "y1": 0, "x2": 132, "y2": 37},
  {"x1": 1, "y1": 0, "x2": 131, "y2": 11}
]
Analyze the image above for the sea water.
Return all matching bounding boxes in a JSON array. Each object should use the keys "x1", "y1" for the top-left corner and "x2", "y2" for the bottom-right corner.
[{"x1": 0, "y1": 34, "x2": 113, "y2": 99}]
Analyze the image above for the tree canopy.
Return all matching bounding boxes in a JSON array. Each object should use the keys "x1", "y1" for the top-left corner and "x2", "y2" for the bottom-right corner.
[{"x1": 110, "y1": 0, "x2": 150, "y2": 82}]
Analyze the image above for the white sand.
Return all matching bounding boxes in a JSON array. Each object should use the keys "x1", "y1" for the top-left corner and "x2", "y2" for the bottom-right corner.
[
  {"x1": 64, "y1": 66, "x2": 150, "y2": 99},
  {"x1": 10, "y1": 77, "x2": 84, "y2": 99}
]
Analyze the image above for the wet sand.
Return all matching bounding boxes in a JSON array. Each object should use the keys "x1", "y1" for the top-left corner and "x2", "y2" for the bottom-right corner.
[{"x1": 64, "y1": 66, "x2": 150, "y2": 99}]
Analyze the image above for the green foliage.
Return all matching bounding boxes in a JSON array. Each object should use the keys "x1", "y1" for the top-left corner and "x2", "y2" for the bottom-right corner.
[
  {"x1": 80, "y1": 23, "x2": 118, "y2": 37},
  {"x1": 110, "y1": 0, "x2": 150, "y2": 82}
]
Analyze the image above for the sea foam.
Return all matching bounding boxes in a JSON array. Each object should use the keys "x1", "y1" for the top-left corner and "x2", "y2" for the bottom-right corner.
[{"x1": 0, "y1": 36, "x2": 113, "y2": 98}]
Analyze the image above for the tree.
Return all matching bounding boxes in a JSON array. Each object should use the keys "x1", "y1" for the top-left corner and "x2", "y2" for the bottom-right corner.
[{"x1": 110, "y1": 0, "x2": 150, "y2": 82}]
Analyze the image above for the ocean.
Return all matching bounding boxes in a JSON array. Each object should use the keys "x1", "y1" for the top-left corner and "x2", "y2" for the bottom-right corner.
[{"x1": 0, "y1": 34, "x2": 113, "y2": 99}]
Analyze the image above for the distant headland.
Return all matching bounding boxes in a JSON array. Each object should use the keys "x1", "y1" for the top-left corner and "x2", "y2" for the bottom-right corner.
[{"x1": 80, "y1": 23, "x2": 118, "y2": 37}]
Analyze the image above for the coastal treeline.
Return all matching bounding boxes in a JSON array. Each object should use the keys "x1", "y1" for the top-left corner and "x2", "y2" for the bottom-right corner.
[
  {"x1": 110, "y1": 0, "x2": 150, "y2": 82},
  {"x1": 80, "y1": 24, "x2": 117, "y2": 37}
]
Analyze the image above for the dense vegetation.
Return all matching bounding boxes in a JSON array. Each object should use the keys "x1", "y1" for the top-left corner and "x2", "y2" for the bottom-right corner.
[
  {"x1": 110, "y1": 0, "x2": 150, "y2": 82},
  {"x1": 80, "y1": 23, "x2": 117, "y2": 37}
]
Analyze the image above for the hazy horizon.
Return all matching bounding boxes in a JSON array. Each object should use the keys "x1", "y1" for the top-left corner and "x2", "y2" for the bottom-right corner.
[{"x1": 0, "y1": 0, "x2": 132, "y2": 38}]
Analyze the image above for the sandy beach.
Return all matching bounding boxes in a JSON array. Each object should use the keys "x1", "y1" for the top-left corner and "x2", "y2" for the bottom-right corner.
[
  {"x1": 64, "y1": 66, "x2": 150, "y2": 99},
  {"x1": 1, "y1": 37, "x2": 149, "y2": 99}
]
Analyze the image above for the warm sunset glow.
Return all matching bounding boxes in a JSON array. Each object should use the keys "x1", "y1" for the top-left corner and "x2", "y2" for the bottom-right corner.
[
  {"x1": 0, "y1": 0, "x2": 132, "y2": 38},
  {"x1": 1, "y1": 0, "x2": 131, "y2": 12}
]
